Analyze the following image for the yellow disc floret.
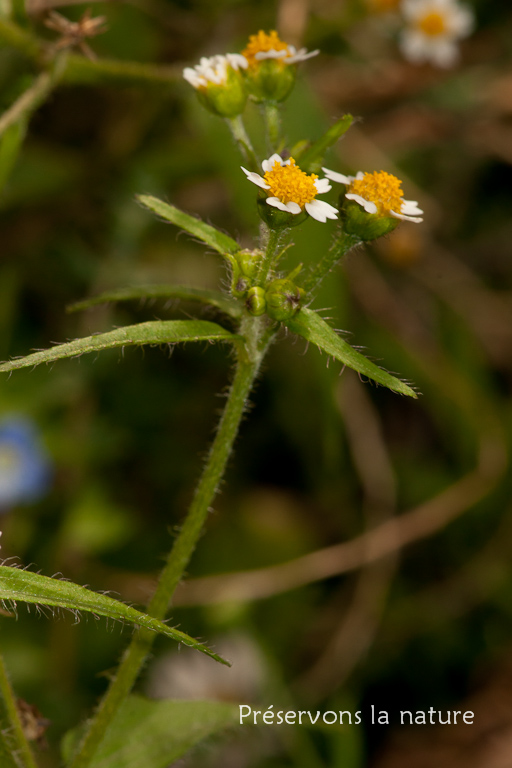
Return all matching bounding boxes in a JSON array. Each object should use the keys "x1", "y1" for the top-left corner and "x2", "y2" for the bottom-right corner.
[
  {"x1": 242, "y1": 30, "x2": 290, "y2": 68},
  {"x1": 349, "y1": 171, "x2": 404, "y2": 216},
  {"x1": 264, "y1": 158, "x2": 318, "y2": 207},
  {"x1": 418, "y1": 11, "x2": 447, "y2": 36}
]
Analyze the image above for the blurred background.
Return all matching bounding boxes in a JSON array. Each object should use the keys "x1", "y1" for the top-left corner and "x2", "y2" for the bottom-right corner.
[{"x1": 1, "y1": 0, "x2": 512, "y2": 766}]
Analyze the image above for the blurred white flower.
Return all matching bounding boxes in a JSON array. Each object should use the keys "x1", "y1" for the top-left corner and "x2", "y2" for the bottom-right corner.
[
  {"x1": 183, "y1": 53, "x2": 248, "y2": 89},
  {"x1": 241, "y1": 30, "x2": 318, "y2": 67},
  {"x1": 399, "y1": 0, "x2": 474, "y2": 67}
]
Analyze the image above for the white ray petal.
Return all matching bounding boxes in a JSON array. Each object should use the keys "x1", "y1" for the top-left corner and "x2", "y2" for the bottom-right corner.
[
  {"x1": 305, "y1": 199, "x2": 338, "y2": 222},
  {"x1": 346, "y1": 193, "x2": 378, "y2": 214}
]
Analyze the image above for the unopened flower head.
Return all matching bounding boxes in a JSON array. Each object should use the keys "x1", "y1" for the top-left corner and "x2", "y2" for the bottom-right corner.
[
  {"x1": 240, "y1": 30, "x2": 318, "y2": 102},
  {"x1": 183, "y1": 54, "x2": 248, "y2": 117},
  {"x1": 243, "y1": 154, "x2": 338, "y2": 225},
  {"x1": 399, "y1": 0, "x2": 474, "y2": 68},
  {"x1": 323, "y1": 168, "x2": 423, "y2": 240}
]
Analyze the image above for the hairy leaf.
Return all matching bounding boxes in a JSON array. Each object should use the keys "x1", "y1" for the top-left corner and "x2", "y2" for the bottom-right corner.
[
  {"x1": 0, "y1": 320, "x2": 241, "y2": 373},
  {"x1": 62, "y1": 697, "x2": 238, "y2": 768},
  {"x1": 285, "y1": 308, "x2": 417, "y2": 398},
  {"x1": 68, "y1": 285, "x2": 241, "y2": 318},
  {"x1": 295, "y1": 115, "x2": 353, "y2": 171},
  {"x1": 0, "y1": 566, "x2": 228, "y2": 665},
  {"x1": 137, "y1": 194, "x2": 239, "y2": 256}
]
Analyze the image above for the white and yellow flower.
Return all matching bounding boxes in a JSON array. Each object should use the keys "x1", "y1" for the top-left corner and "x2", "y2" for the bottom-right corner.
[
  {"x1": 399, "y1": 0, "x2": 474, "y2": 68},
  {"x1": 183, "y1": 54, "x2": 248, "y2": 117},
  {"x1": 243, "y1": 154, "x2": 338, "y2": 223},
  {"x1": 323, "y1": 168, "x2": 423, "y2": 240},
  {"x1": 241, "y1": 30, "x2": 319, "y2": 67},
  {"x1": 240, "y1": 30, "x2": 318, "y2": 102},
  {"x1": 183, "y1": 53, "x2": 248, "y2": 89},
  {"x1": 323, "y1": 169, "x2": 423, "y2": 222}
]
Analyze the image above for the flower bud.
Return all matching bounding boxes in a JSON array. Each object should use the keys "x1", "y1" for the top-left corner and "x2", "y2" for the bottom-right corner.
[
  {"x1": 265, "y1": 278, "x2": 302, "y2": 322},
  {"x1": 243, "y1": 58, "x2": 296, "y2": 103},
  {"x1": 231, "y1": 250, "x2": 262, "y2": 297},
  {"x1": 245, "y1": 286, "x2": 267, "y2": 316}
]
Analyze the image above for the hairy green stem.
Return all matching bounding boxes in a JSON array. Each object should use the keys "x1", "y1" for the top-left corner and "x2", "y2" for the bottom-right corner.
[
  {"x1": 226, "y1": 115, "x2": 259, "y2": 171},
  {"x1": 0, "y1": 653, "x2": 38, "y2": 768},
  {"x1": 302, "y1": 227, "x2": 361, "y2": 294},
  {"x1": 69, "y1": 334, "x2": 269, "y2": 768},
  {"x1": 256, "y1": 224, "x2": 288, "y2": 287},
  {"x1": 263, "y1": 102, "x2": 281, "y2": 153}
]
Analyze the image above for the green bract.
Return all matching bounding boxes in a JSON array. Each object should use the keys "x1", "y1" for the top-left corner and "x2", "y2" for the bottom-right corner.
[
  {"x1": 196, "y1": 67, "x2": 247, "y2": 118},
  {"x1": 243, "y1": 58, "x2": 296, "y2": 102},
  {"x1": 342, "y1": 198, "x2": 400, "y2": 241}
]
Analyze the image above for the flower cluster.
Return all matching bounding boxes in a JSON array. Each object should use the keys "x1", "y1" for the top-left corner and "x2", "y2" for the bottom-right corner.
[
  {"x1": 183, "y1": 29, "x2": 318, "y2": 113},
  {"x1": 181, "y1": 28, "x2": 424, "y2": 327},
  {"x1": 367, "y1": 0, "x2": 474, "y2": 68}
]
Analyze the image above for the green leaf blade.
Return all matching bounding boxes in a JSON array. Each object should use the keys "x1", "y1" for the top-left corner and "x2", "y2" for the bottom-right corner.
[
  {"x1": 137, "y1": 194, "x2": 239, "y2": 256},
  {"x1": 295, "y1": 114, "x2": 354, "y2": 171},
  {"x1": 68, "y1": 285, "x2": 241, "y2": 318},
  {"x1": 0, "y1": 319, "x2": 241, "y2": 373},
  {"x1": 0, "y1": 566, "x2": 228, "y2": 665},
  {"x1": 62, "y1": 697, "x2": 238, "y2": 768},
  {"x1": 285, "y1": 308, "x2": 417, "y2": 398}
]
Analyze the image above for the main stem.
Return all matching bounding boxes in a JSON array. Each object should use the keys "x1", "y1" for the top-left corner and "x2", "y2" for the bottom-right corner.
[
  {"x1": 0, "y1": 653, "x2": 38, "y2": 768},
  {"x1": 70, "y1": 343, "x2": 265, "y2": 768}
]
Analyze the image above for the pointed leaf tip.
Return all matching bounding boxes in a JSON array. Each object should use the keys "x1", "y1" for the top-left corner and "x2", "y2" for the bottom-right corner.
[
  {"x1": 285, "y1": 308, "x2": 417, "y2": 398},
  {"x1": 0, "y1": 565, "x2": 229, "y2": 665}
]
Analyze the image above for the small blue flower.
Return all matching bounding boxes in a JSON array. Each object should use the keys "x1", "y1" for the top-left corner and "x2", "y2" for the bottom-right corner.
[{"x1": 0, "y1": 416, "x2": 52, "y2": 512}]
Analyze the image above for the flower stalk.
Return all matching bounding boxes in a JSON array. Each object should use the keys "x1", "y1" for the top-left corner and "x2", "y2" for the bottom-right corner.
[
  {"x1": 302, "y1": 228, "x2": 362, "y2": 294},
  {"x1": 226, "y1": 115, "x2": 259, "y2": 171},
  {"x1": 263, "y1": 102, "x2": 282, "y2": 152},
  {"x1": 69, "y1": 331, "x2": 270, "y2": 768}
]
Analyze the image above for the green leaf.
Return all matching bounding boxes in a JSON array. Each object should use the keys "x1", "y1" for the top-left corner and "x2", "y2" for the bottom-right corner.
[
  {"x1": 68, "y1": 284, "x2": 241, "y2": 318},
  {"x1": 62, "y1": 696, "x2": 238, "y2": 768},
  {"x1": 0, "y1": 319, "x2": 241, "y2": 373},
  {"x1": 0, "y1": 566, "x2": 228, "y2": 665},
  {"x1": 137, "y1": 194, "x2": 239, "y2": 256},
  {"x1": 295, "y1": 115, "x2": 354, "y2": 171},
  {"x1": 285, "y1": 308, "x2": 417, "y2": 398}
]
